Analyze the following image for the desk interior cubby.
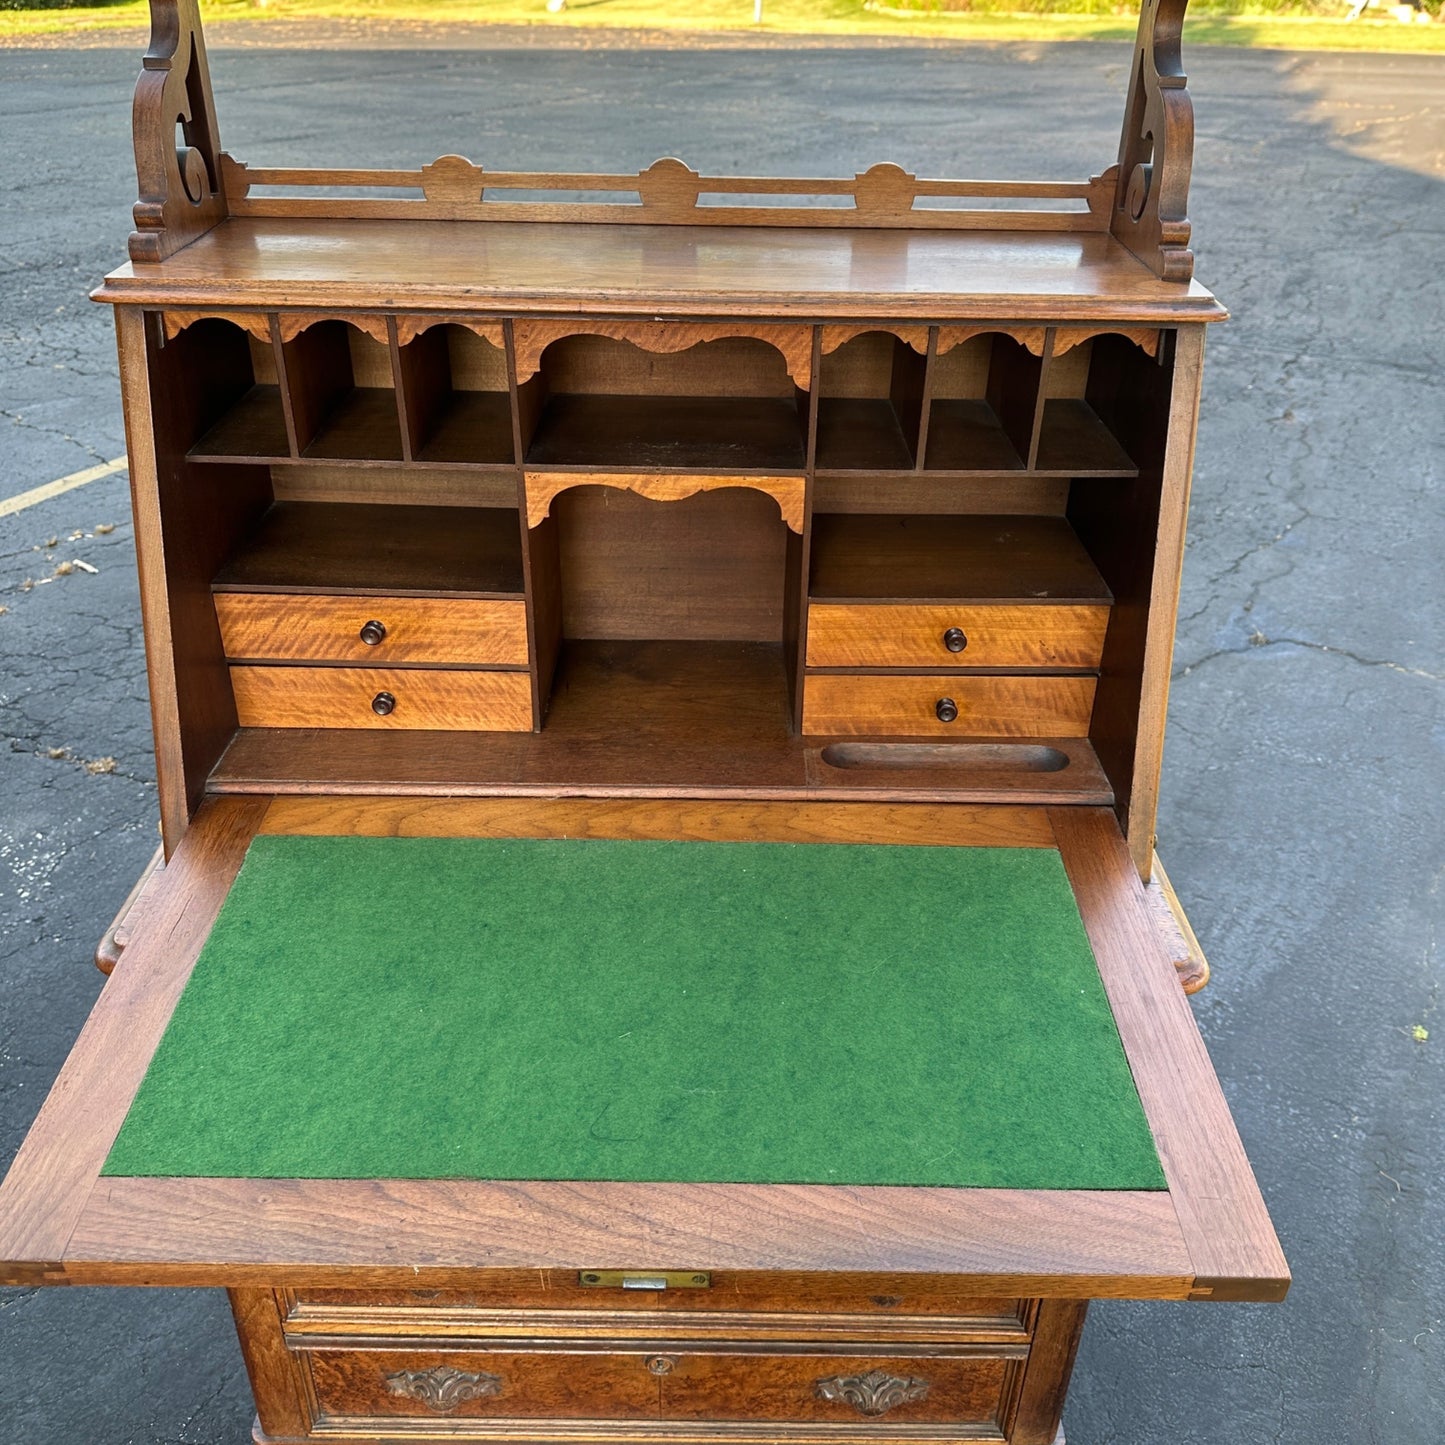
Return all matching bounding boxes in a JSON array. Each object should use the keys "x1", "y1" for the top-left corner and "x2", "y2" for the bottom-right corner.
[
  {"x1": 285, "y1": 318, "x2": 403, "y2": 462},
  {"x1": 182, "y1": 317, "x2": 289, "y2": 462},
  {"x1": 397, "y1": 322, "x2": 514, "y2": 467},
  {"x1": 815, "y1": 329, "x2": 927, "y2": 471},
  {"x1": 520, "y1": 334, "x2": 807, "y2": 471},
  {"x1": 924, "y1": 331, "x2": 1041, "y2": 473}
]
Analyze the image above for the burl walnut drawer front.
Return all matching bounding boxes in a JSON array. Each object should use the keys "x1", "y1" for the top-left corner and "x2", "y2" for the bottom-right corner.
[
  {"x1": 303, "y1": 1345, "x2": 1020, "y2": 1432},
  {"x1": 215, "y1": 592, "x2": 530, "y2": 666},
  {"x1": 803, "y1": 674, "x2": 1097, "y2": 738},
  {"x1": 230, "y1": 666, "x2": 533, "y2": 731},
  {"x1": 805, "y1": 603, "x2": 1109, "y2": 671}
]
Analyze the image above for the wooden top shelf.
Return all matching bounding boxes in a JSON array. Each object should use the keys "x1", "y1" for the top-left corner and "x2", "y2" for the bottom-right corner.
[{"x1": 95, "y1": 219, "x2": 1225, "y2": 322}]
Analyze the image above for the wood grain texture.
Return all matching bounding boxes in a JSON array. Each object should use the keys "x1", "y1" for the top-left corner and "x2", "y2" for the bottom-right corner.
[
  {"x1": 1146, "y1": 851, "x2": 1210, "y2": 993},
  {"x1": 230, "y1": 1288, "x2": 311, "y2": 1439},
  {"x1": 395, "y1": 314, "x2": 506, "y2": 348},
  {"x1": 1008, "y1": 1301, "x2": 1087, "y2": 1445},
  {"x1": 820, "y1": 324, "x2": 929, "y2": 355},
  {"x1": 94, "y1": 844, "x2": 165, "y2": 976},
  {"x1": 936, "y1": 326, "x2": 1049, "y2": 358},
  {"x1": 1053, "y1": 326, "x2": 1159, "y2": 359},
  {"x1": 805, "y1": 605, "x2": 1109, "y2": 671},
  {"x1": 230, "y1": 666, "x2": 533, "y2": 731},
  {"x1": 802, "y1": 676, "x2": 1097, "y2": 740},
  {"x1": 257, "y1": 796, "x2": 1056, "y2": 849},
  {"x1": 215, "y1": 593, "x2": 529, "y2": 667},
  {"x1": 62, "y1": 1178, "x2": 1192, "y2": 1293},
  {"x1": 513, "y1": 321, "x2": 813, "y2": 389},
  {"x1": 0, "y1": 797, "x2": 266, "y2": 1284},
  {"x1": 97, "y1": 222, "x2": 1227, "y2": 323},
  {"x1": 1049, "y1": 808, "x2": 1289, "y2": 1301},
  {"x1": 163, "y1": 309, "x2": 271, "y2": 344},
  {"x1": 526, "y1": 472, "x2": 805, "y2": 533},
  {"x1": 276, "y1": 312, "x2": 390, "y2": 346}
]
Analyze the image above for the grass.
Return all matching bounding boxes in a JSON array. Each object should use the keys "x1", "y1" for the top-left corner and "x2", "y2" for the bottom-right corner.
[{"x1": 1, "y1": 0, "x2": 1442, "y2": 52}]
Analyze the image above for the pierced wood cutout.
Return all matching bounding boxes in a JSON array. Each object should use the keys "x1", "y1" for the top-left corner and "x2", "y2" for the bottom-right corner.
[
  {"x1": 1111, "y1": 0, "x2": 1195, "y2": 280},
  {"x1": 525, "y1": 472, "x2": 805, "y2": 533},
  {"x1": 820, "y1": 325, "x2": 930, "y2": 355},
  {"x1": 936, "y1": 326, "x2": 1050, "y2": 358},
  {"x1": 512, "y1": 320, "x2": 813, "y2": 390},
  {"x1": 1053, "y1": 326, "x2": 1162, "y2": 359},
  {"x1": 395, "y1": 315, "x2": 506, "y2": 348},
  {"x1": 161, "y1": 310, "x2": 271, "y2": 344},
  {"x1": 129, "y1": 0, "x2": 226, "y2": 263},
  {"x1": 276, "y1": 312, "x2": 391, "y2": 346},
  {"x1": 218, "y1": 153, "x2": 1116, "y2": 234}
]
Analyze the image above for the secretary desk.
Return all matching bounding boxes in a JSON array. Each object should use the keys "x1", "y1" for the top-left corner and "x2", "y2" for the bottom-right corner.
[{"x1": 0, "y1": 2, "x2": 1288, "y2": 1441}]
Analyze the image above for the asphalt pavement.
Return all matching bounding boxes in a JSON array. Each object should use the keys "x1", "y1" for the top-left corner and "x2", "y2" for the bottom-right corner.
[{"x1": 1, "y1": 30, "x2": 1442, "y2": 1445}]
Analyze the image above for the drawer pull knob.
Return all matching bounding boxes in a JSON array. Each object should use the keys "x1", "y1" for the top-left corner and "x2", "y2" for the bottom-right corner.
[
  {"x1": 816, "y1": 1369, "x2": 931, "y2": 1417},
  {"x1": 371, "y1": 690, "x2": 397, "y2": 716},
  {"x1": 646, "y1": 1355, "x2": 677, "y2": 1376},
  {"x1": 935, "y1": 697, "x2": 959, "y2": 724},
  {"x1": 942, "y1": 627, "x2": 968, "y2": 653},
  {"x1": 359, "y1": 619, "x2": 388, "y2": 646},
  {"x1": 383, "y1": 1365, "x2": 502, "y2": 1413}
]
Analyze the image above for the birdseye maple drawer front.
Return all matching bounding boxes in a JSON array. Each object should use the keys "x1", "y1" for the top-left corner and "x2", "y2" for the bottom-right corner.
[
  {"x1": 230, "y1": 666, "x2": 533, "y2": 731},
  {"x1": 803, "y1": 674, "x2": 1097, "y2": 738},
  {"x1": 214, "y1": 592, "x2": 529, "y2": 666},
  {"x1": 303, "y1": 1345, "x2": 1019, "y2": 1430},
  {"x1": 805, "y1": 603, "x2": 1109, "y2": 670}
]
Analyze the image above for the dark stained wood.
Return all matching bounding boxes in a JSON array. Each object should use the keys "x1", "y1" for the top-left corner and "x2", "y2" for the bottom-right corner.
[
  {"x1": 809, "y1": 516, "x2": 1111, "y2": 604},
  {"x1": 213, "y1": 502, "x2": 524, "y2": 598},
  {"x1": 98, "y1": 222, "x2": 1227, "y2": 323},
  {"x1": 230, "y1": 1288, "x2": 311, "y2": 1439},
  {"x1": 1008, "y1": 1301, "x2": 1087, "y2": 1445},
  {"x1": 527, "y1": 395, "x2": 805, "y2": 472},
  {"x1": 191, "y1": 384, "x2": 289, "y2": 461},
  {"x1": 94, "y1": 845, "x2": 165, "y2": 976},
  {"x1": 923, "y1": 399, "x2": 1025, "y2": 472},
  {"x1": 1033, "y1": 400, "x2": 1135, "y2": 475}
]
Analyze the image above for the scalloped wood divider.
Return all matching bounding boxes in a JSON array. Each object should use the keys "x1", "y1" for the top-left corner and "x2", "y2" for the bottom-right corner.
[
  {"x1": 162, "y1": 310, "x2": 272, "y2": 344},
  {"x1": 936, "y1": 326, "x2": 1051, "y2": 358},
  {"x1": 395, "y1": 315, "x2": 507, "y2": 349},
  {"x1": 275, "y1": 313, "x2": 391, "y2": 346},
  {"x1": 512, "y1": 320, "x2": 813, "y2": 390},
  {"x1": 820, "y1": 325, "x2": 931, "y2": 355},
  {"x1": 524, "y1": 472, "x2": 806, "y2": 533},
  {"x1": 1054, "y1": 327, "x2": 1161, "y2": 359}
]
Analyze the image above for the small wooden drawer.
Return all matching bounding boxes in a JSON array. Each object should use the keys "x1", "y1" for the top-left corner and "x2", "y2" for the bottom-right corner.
[
  {"x1": 806, "y1": 603, "x2": 1109, "y2": 670},
  {"x1": 803, "y1": 675, "x2": 1096, "y2": 738},
  {"x1": 230, "y1": 666, "x2": 533, "y2": 731},
  {"x1": 214, "y1": 592, "x2": 529, "y2": 666},
  {"x1": 303, "y1": 1344, "x2": 1020, "y2": 1434},
  {"x1": 284, "y1": 1281, "x2": 1032, "y2": 1345}
]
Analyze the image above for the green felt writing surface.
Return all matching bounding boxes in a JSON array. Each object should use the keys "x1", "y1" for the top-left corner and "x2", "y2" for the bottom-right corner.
[{"x1": 103, "y1": 836, "x2": 1165, "y2": 1190}]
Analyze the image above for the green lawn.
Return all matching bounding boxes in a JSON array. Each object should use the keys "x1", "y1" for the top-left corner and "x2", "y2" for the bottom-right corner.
[{"x1": 2, "y1": 0, "x2": 1442, "y2": 52}]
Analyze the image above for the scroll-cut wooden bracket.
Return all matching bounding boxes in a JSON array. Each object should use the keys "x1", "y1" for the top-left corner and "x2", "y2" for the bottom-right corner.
[
  {"x1": 936, "y1": 325, "x2": 1050, "y2": 358},
  {"x1": 129, "y1": 0, "x2": 227, "y2": 263},
  {"x1": 395, "y1": 315, "x2": 506, "y2": 349},
  {"x1": 512, "y1": 321, "x2": 813, "y2": 391},
  {"x1": 276, "y1": 313, "x2": 391, "y2": 346},
  {"x1": 1053, "y1": 326, "x2": 1162, "y2": 359},
  {"x1": 1111, "y1": 0, "x2": 1195, "y2": 281},
  {"x1": 161, "y1": 310, "x2": 271, "y2": 345},
  {"x1": 820, "y1": 325, "x2": 930, "y2": 355},
  {"x1": 525, "y1": 472, "x2": 805, "y2": 534}
]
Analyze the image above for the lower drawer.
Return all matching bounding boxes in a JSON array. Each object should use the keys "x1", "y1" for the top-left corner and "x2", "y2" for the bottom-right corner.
[
  {"x1": 230, "y1": 666, "x2": 533, "y2": 731},
  {"x1": 302, "y1": 1344, "x2": 1021, "y2": 1433},
  {"x1": 802, "y1": 674, "x2": 1096, "y2": 738}
]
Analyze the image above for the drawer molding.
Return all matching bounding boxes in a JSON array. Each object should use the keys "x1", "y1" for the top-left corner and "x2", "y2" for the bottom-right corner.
[
  {"x1": 815, "y1": 1368, "x2": 932, "y2": 1417},
  {"x1": 384, "y1": 1364, "x2": 502, "y2": 1412}
]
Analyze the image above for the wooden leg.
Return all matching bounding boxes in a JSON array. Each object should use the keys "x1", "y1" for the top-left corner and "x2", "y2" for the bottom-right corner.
[
  {"x1": 1011, "y1": 1300, "x2": 1088, "y2": 1445},
  {"x1": 230, "y1": 1288, "x2": 310, "y2": 1440}
]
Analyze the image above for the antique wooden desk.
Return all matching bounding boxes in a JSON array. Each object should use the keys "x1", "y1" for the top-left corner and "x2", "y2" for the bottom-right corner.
[{"x1": 0, "y1": 2, "x2": 1287, "y2": 1441}]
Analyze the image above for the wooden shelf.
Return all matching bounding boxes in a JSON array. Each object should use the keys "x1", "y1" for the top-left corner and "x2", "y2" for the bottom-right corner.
[
  {"x1": 815, "y1": 398, "x2": 914, "y2": 471},
  {"x1": 809, "y1": 514, "x2": 1112, "y2": 604},
  {"x1": 302, "y1": 389, "x2": 403, "y2": 462},
  {"x1": 414, "y1": 391, "x2": 515, "y2": 466},
  {"x1": 1035, "y1": 398, "x2": 1135, "y2": 474},
  {"x1": 924, "y1": 399, "x2": 1025, "y2": 472},
  {"x1": 526, "y1": 394, "x2": 805, "y2": 472},
  {"x1": 213, "y1": 501, "x2": 525, "y2": 598},
  {"x1": 191, "y1": 384, "x2": 289, "y2": 462},
  {"x1": 210, "y1": 639, "x2": 1113, "y2": 804}
]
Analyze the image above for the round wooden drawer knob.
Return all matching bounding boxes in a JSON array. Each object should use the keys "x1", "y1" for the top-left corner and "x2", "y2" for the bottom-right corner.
[
  {"x1": 646, "y1": 1356, "x2": 677, "y2": 1376},
  {"x1": 359, "y1": 619, "x2": 387, "y2": 646},
  {"x1": 935, "y1": 697, "x2": 959, "y2": 724},
  {"x1": 942, "y1": 627, "x2": 968, "y2": 653},
  {"x1": 371, "y1": 691, "x2": 397, "y2": 717}
]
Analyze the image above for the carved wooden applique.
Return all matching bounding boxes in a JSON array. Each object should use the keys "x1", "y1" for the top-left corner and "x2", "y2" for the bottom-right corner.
[
  {"x1": 383, "y1": 1366, "x2": 502, "y2": 1413},
  {"x1": 130, "y1": 0, "x2": 226, "y2": 263},
  {"x1": 1111, "y1": 0, "x2": 1195, "y2": 280},
  {"x1": 815, "y1": 1370, "x2": 931, "y2": 1417}
]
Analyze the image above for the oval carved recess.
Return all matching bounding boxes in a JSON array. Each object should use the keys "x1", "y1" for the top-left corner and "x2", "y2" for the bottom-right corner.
[
  {"x1": 383, "y1": 1365, "x2": 502, "y2": 1413},
  {"x1": 512, "y1": 319, "x2": 813, "y2": 390},
  {"x1": 525, "y1": 471, "x2": 805, "y2": 533},
  {"x1": 815, "y1": 1369, "x2": 931, "y2": 1417}
]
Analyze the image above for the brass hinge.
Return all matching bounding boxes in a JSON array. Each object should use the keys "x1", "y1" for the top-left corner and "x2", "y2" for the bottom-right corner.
[{"x1": 578, "y1": 1271, "x2": 711, "y2": 1290}]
